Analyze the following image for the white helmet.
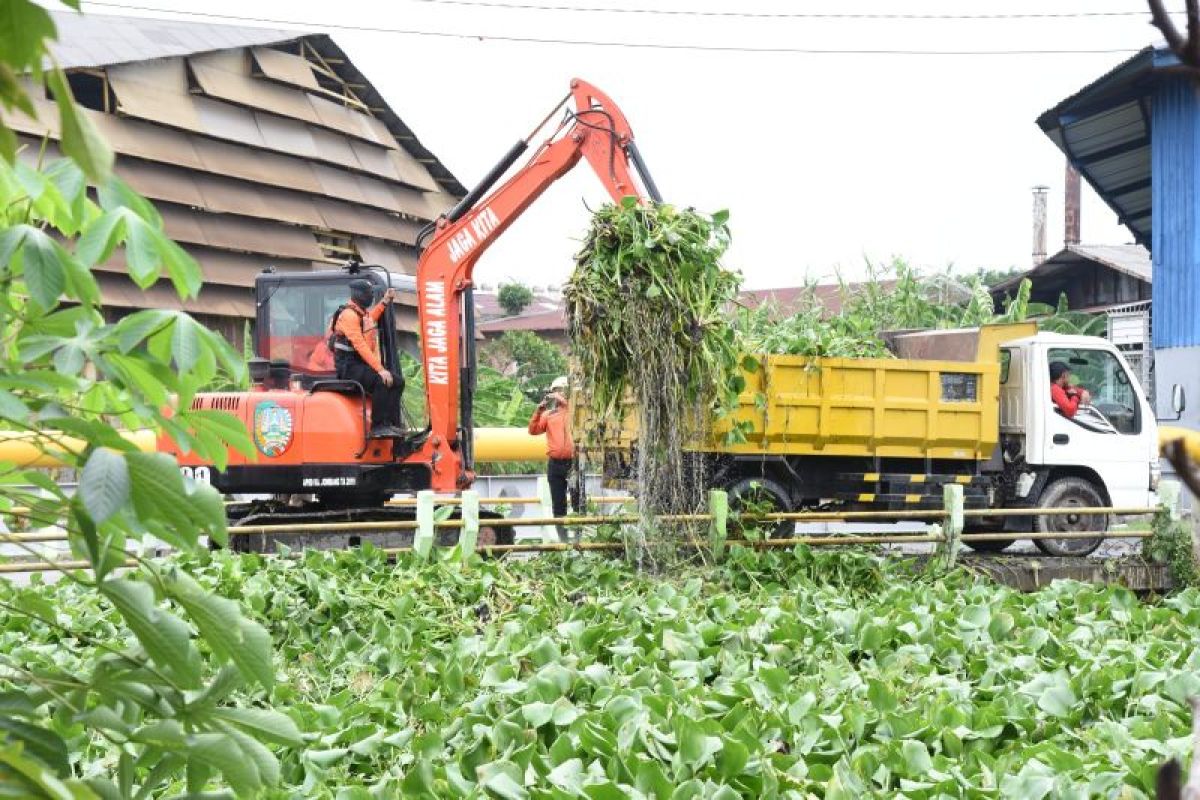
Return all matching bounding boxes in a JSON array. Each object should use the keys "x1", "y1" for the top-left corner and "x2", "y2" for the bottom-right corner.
[{"x1": 550, "y1": 376, "x2": 569, "y2": 391}]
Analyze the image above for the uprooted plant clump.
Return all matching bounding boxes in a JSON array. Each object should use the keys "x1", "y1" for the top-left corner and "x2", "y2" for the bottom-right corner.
[{"x1": 566, "y1": 201, "x2": 742, "y2": 564}]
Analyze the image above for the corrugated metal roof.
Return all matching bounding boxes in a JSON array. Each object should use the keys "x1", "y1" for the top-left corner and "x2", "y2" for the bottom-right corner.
[
  {"x1": 46, "y1": 10, "x2": 466, "y2": 197},
  {"x1": 48, "y1": 11, "x2": 296, "y2": 69},
  {"x1": 1035, "y1": 46, "x2": 1177, "y2": 249},
  {"x1": 991, "y1": 243, "x2": 1151, "y2": 296}
]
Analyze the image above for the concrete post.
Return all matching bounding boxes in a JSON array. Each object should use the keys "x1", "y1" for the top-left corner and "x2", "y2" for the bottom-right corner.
[
  {"x1": 415, "y1": 489, "x2": 434, "y2": 560},
  {"x1": 709, "y1": 489, "x2": 728, "y2": 559},
  {"x1": 536, "y1": 475, "x2": 558, "y2": 544},
  {"x1": 459, "y1": 490, "x2": 479, "y2": 559},
  {"x1": 935, "y1": 483, "x2": 964, "y2": 570}
]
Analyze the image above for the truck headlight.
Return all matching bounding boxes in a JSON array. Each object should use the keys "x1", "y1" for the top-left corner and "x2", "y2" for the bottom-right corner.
[{"x1": 1150, "y1": 460, "x2": 1162, "y2": 491}]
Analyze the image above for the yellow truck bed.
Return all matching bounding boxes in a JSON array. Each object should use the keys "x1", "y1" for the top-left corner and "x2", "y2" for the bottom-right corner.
[
  {"x1": 582, "y1": 324, "x2": 1030, "y2": 462},
  {"x1": 712, "y1": 354, "x2": 999, "y2": 460}
]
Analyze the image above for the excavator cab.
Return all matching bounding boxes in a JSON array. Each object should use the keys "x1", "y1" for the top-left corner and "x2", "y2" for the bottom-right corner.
[{"x1": 253, "y1": 265, "x2": 417, "y2": 386}]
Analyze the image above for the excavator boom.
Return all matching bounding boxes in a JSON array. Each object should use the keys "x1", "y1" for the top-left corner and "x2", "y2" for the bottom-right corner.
[{"x1": 415, "y1": 78, "x2": 660, "y2": 491}]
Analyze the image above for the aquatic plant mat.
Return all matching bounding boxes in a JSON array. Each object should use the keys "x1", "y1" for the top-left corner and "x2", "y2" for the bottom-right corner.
[{"x1": 567, "y1": 202, "x2": 741, "y2": 566}]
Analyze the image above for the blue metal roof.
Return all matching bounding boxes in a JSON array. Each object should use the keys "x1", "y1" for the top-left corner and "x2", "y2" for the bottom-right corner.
[{"x1": 1036, "y1": 47, "x2": 1179, "y2": 249}]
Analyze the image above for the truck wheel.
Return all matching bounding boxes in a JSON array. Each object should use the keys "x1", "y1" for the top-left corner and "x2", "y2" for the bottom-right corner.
[
  {"x1": 962, "y1": 519, "x2": 1015, "y2": 553},
  {"x1": 726, "y1": 476, "x2": 793, "y2": 538},
  {"x1": 1033, "y1": 477, "x2": 1106, "y2": 557}
]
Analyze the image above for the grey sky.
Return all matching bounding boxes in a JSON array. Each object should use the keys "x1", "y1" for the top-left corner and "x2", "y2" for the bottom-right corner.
[{"x1": 81, "y1": 0, "x2": 1169, "y2": 289}]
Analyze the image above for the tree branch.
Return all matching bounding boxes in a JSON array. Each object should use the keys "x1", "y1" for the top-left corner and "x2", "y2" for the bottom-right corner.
[{"x1": 1149, "y1": 0, "x2": 1187, "y2": 53}]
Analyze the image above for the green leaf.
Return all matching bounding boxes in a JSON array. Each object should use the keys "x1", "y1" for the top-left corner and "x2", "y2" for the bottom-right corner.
[
  {"x1": 76, "y1": 209, "x2": 127, "y2": 268},
  {"x1": 79, "y1": 447, "x2": 129, "y2": 524},
  {"x1": 0, "y1": 0, "x2": 55, "y2": 74},
  {"x1": 0, "y1": 718, "x2": 71, "y2": 777},
  {"x1": 46, "y1": 67, "x2": 112, "y2": 183},
  {"x1": 165, "y1": 570, "x2": 275, "y2": 692},
  {"x1": 1038, "y1": 683, "x2": 1076, "y2": 718},
  {"x1": 480, "y1": 769, "x2": 528, "y2": 800},
  {"x1": 900, "y1": 739, "x2": 932, "y2": 776},
  {"x1": 211, "y1": 708, "x2": 303, "y2": 748},
  {"x1": 224, "y1": 727, "x2": 280, "y2": 787},
  {"x1": 0, "y1": 388, "x2": 30, "y2": 424},
  {"x1": 171, "y1": 316, "x2": 201, "y2": 373},
  {"x1": 159, "y1": 236, "x2": 202, "y2": 299},
  {"x1": 19, "y1": 226, "x2": 67, "y2": 309},
  {"x1": 186, "y1": 732, "x2": 262, "y2": 797},
  {"x1": 122, "y1": 214, "x2": 162, "y2": 288},
  {"x1": 99, "y1": 577, "x2": 203, "y2": 689}
]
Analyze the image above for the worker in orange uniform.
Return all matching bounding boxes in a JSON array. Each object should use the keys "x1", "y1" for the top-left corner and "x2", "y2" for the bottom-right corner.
[
  {"x1": 330, "y1": 279, "x2": 404, "y2": 437},
  {"x1": 1049, "y1": 361, "x2": 1090, "y2": 419},
  {"x1": 529, "y1": 375, "x2": 574, "y2": 541}
]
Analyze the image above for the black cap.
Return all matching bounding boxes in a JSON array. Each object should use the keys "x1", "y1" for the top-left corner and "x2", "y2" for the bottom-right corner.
[{"x1": 349, "y1": 279, "x2": 374, "y2": 307}]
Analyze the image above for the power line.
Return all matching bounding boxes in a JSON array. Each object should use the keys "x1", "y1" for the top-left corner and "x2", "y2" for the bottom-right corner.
[
  {"x1": 401, "y1": 0, "x2": 1174, "y2": 21},
  {"x1": 83, "y1": 2, "x2": 1145, "y2": 55}
]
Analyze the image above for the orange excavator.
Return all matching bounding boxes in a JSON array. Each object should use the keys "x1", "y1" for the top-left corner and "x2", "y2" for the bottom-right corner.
[{"x1": 161, "y1": 78, "x2": 660, "y2": 549}]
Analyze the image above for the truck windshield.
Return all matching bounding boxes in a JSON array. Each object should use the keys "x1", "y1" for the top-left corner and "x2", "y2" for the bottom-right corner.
[{"x1": 1048, "y1": 347, "x2": 1140, "y2": 434}]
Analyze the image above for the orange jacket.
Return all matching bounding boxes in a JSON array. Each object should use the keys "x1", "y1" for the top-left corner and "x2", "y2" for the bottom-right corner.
[
  {"x1": 1051, "y1": 383, "x2": 1082, "y2": 418},
  {"x1": 528, "y1": 400, "x2": 574, "y2": 460},
  {"x1": 335, "y1": 302, "x2": 386, "y2": 373}
]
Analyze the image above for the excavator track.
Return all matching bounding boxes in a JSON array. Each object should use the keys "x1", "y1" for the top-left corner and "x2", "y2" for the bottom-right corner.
[{"x1": 225, "y1": 501, "x2": 511, "y2": 554}]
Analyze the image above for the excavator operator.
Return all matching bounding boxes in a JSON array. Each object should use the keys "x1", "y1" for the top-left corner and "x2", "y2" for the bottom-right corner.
[{"x1": 331, "y1": 279, "x2": 404, "y2": 438}]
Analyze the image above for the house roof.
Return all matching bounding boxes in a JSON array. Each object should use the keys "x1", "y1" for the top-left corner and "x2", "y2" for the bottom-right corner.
[
  {"x1": 990, "y1": 243, "x2": 1151, "y2": 296},
  {"x1": 46, "y1": 10, "x2": 466, "y2": 198},
  {"x1": 473, "y1": 291, "x2": 562, "y2": 321},
  {"x1": 1035, "y1": 46, "x2": 1176, "y2": 249},
  {"x1": 478, "y1": 308, "x2": 567, "y2": 334},
  {"x1": 740, "y1": 280, "x2": 901, "y2": 316},
  {"x1": 49, "y1": 10, "x2": 295, "y2": 69}
]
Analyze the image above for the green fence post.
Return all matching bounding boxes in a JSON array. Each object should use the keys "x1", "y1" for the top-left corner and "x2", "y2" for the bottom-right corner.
[
  {"x1": 709, "y1": 489, "x2": 728, "y2": 559},
  {"x1": 415, "y1": 490, "x2": 434, "y2": 561},
  {"x1": 459, "y1": 490, "x2": 479, "y2": 559}
]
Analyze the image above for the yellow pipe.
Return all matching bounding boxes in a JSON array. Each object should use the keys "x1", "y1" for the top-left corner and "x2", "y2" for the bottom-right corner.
[
  {"x1": 0, "y1": 428, "x2": 543, "y2": 467},
  {"x1": 0, "y1": 430, "x2": 157, "y2": 468},
  {"x1": 474, "y1": 427, "x2": 547, "y2": 463},
  {"x1": 1160, "y1": 425, "x2": 1200, "y2": 463}
]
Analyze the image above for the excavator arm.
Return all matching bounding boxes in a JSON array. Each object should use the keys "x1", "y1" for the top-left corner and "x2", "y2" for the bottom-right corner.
[{"x1": 414, "y1": 78, "x2": 661, "y2": 491}]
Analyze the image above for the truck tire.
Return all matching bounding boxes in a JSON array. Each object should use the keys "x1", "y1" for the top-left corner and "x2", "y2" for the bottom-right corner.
[
  {"x1": 725, "y1": 476, "x2": 793, "y2": 538},
  {"x1": 1033, "y1": 477, "x2": 1106, "y2": 557},
  {"x1": 962, "y1": 519, "x2": 1015, "y2": 553}
]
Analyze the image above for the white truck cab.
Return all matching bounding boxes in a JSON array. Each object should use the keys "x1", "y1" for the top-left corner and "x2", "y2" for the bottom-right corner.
[{"x1": 995, "y1": 332, "x2": 1160, "y2": 553}]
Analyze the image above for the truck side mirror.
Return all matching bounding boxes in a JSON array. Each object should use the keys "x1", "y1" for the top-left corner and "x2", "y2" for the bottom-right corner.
[{"x1": 1173, "y1": 384, "x2": 1187, "y2": 416}]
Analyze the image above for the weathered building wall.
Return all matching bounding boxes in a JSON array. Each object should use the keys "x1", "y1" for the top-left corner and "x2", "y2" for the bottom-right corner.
[{"x1": 13, "y1": 20, "x2": 463, "y2": 350}]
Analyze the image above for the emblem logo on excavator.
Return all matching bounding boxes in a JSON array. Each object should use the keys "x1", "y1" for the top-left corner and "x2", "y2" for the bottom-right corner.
[{"x1": 253, "y1": 400, "x2": 294, "y2": 457}]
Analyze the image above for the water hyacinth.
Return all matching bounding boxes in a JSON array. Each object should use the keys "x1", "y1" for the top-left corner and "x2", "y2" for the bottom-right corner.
[{"x1": 566, "y1": 201, "x2": 742, "y2": 560}]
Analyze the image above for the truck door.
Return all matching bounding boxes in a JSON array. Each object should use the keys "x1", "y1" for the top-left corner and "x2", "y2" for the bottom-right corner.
[{"x1": 1040, "y1": 346, "x2": 1152, "y2": 506}]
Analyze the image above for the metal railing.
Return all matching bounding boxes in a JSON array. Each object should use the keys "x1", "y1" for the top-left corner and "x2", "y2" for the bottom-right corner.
[{"x1": 0, "y1": 479, "x2": 1172, "y2": 573}]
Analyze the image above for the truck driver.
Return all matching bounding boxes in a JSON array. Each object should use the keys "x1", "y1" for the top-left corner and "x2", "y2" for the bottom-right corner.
[
  {"x1": 330, "y1": 280, "x2": 404, "y2": 438},
  {"x1": 1049, "y1": 361, "x2": 1091, "y2": 419}
]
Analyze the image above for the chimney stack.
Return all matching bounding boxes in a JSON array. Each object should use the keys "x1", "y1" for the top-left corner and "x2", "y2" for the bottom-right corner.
[
  {"x1": 1032, "y1": 185, "x2": 1049, "y2": 266},
  {"x1": 1064, "y1": 162, "x2": 1081, "y2": 246}
]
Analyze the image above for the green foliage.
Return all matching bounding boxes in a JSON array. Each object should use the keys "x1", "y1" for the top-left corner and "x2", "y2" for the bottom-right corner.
[
  {"x1": 1146, "y1": 508, "x2": 1198, "y2": 587},
  {"x1": 568, "y1": 202, "x2": 742, "y2": 554},
  {"x1": 481, "y1": 329, "x2": 568, "y2": 402},
  {"x1": 0, "y1": 7, "x2": 289, "y2": 795},
  {"x1": 3, "y1": 547, "x2": 1199, "y2": 796},
  {"x1": 0, "y1": 2, "x2": 111, "y2": 179},
  {"x1": 497, "y1": 281, "x2": 535, "y2": 317},
  {"x1": 738, "y1": 258, "x2": 1104, "y2": 359}
]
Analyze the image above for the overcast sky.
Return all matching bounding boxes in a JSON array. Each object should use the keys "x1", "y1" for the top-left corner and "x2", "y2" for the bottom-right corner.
[{"x1": 82, "y1": 0, "x2": 1172, "y2": 289}]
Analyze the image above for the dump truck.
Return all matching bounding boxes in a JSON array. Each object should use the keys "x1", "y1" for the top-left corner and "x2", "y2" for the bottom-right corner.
[{"x1": 588, "y1": 323, "x2": 1171, "y2": 556}]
